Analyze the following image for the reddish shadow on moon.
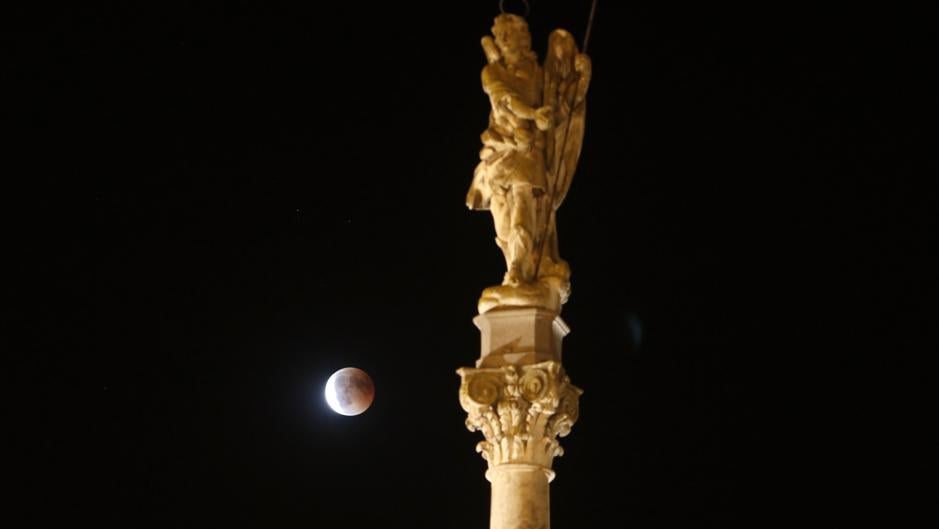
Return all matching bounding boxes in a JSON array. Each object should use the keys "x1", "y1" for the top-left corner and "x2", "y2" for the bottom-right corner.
[{"x1": 325, "y1": 367, "x2": 375, "y2": 416}]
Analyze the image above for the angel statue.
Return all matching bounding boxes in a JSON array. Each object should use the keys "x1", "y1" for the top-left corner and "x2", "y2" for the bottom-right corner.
[{"x1": 466, "y1": 13, "x2": 592, "y2": 314}]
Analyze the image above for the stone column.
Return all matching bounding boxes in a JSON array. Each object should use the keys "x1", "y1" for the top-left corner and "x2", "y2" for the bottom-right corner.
[
  {"x1": 458, "y1": 308, "x2": 581, "y2": 529},
  {"x1": 488, "y1": 464, "x2": 552, "y2": 529}
]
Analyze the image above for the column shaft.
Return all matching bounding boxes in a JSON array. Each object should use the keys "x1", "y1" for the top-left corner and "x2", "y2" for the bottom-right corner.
[{"x1": 488, "y1": 464, "x2": 552, "y2": 529}]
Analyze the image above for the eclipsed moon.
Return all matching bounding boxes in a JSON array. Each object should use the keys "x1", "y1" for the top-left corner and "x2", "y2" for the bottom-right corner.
[{"x1": 324, "y1": 367, "x2": 375, "y2": 416}]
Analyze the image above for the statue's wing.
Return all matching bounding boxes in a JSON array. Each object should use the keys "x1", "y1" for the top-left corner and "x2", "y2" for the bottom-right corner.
[{"x1": 543, "y1": 30, "x2": 591, "y2": 210}]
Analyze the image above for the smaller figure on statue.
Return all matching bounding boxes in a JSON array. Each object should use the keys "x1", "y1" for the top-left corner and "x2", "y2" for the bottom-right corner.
[{"x1": 466, "y1": 14, "x2": 591, "y2": 314}]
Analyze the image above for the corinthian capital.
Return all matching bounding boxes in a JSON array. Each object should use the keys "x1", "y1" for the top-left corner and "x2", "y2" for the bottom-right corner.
[{"x1": 457, "y1": 361, "x2": 582, "y2": 471}]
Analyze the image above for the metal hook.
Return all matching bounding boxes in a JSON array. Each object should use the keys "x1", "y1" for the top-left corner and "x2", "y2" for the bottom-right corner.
[{"x1": 499, "y1": 0, "x2": 531, "y2": 18}]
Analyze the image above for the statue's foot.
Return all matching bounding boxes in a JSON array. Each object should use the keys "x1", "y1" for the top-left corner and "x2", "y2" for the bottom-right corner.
[
  {"x1": 503, "y1": 264, "x2": 528, "y2": 287},
  {"x1": 537, "y1": 259, "x2": 571, "y2": 304},
  {"x1": 478, "y1": 281, "x2": 561, "y2": 314},
  {"x1": 542, "y1": 275, "x2": 571, "y2": 305}
]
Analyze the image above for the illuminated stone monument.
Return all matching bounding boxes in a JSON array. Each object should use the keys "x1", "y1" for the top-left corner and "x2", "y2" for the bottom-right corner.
[{"x1": 458, "y1": 12, "x2": 591, "y2": 529}]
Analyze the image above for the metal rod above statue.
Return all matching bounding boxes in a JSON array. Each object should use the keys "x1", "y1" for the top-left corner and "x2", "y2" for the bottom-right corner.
[{"x1": 466, "y1": 13, "x2": 592, "y2": 315}]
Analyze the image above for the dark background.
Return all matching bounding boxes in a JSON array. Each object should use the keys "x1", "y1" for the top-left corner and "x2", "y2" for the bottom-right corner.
[{"x1": 10, "y1": 1, "x2": 934, "y2": 527}]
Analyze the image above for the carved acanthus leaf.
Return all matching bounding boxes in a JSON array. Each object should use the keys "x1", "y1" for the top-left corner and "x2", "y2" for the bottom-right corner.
[{"x1": 457, "y1": 361, "x2": 582, "y2": 470}]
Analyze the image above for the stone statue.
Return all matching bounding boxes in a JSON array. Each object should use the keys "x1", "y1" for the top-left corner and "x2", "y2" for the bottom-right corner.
[{"x1": 466, "y1": 14, "x2": 592, "y2": 314}]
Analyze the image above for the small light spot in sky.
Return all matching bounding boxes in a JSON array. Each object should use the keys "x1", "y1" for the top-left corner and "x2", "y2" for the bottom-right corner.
[{"x1": 626, "y1": 312, "x2": 642, "y2": 350}]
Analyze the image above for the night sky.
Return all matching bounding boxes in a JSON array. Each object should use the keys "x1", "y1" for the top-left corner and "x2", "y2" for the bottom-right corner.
[{"x1": 12, "y1": 1, "x2": 934, "y2": 527}]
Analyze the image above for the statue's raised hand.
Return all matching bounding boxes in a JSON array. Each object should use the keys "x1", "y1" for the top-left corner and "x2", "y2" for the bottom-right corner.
[{"x1": 534, "y1": 106, "x2": 553, "y2": 131}]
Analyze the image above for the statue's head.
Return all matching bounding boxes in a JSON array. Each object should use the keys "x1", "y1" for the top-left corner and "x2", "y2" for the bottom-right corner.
[{"x1": 492, "y1": 14, "x2": 534, "y2": 64}]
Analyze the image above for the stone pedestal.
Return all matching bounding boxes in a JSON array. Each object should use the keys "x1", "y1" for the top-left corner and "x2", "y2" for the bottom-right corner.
[{"x1": 473, "y1": 307, "x2": 569, "y2": 368}]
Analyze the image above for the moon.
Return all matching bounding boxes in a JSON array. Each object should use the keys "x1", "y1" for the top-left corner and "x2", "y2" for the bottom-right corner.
[{"x1": 324, "y1": 367, "x2": 375, "y2": 416}]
